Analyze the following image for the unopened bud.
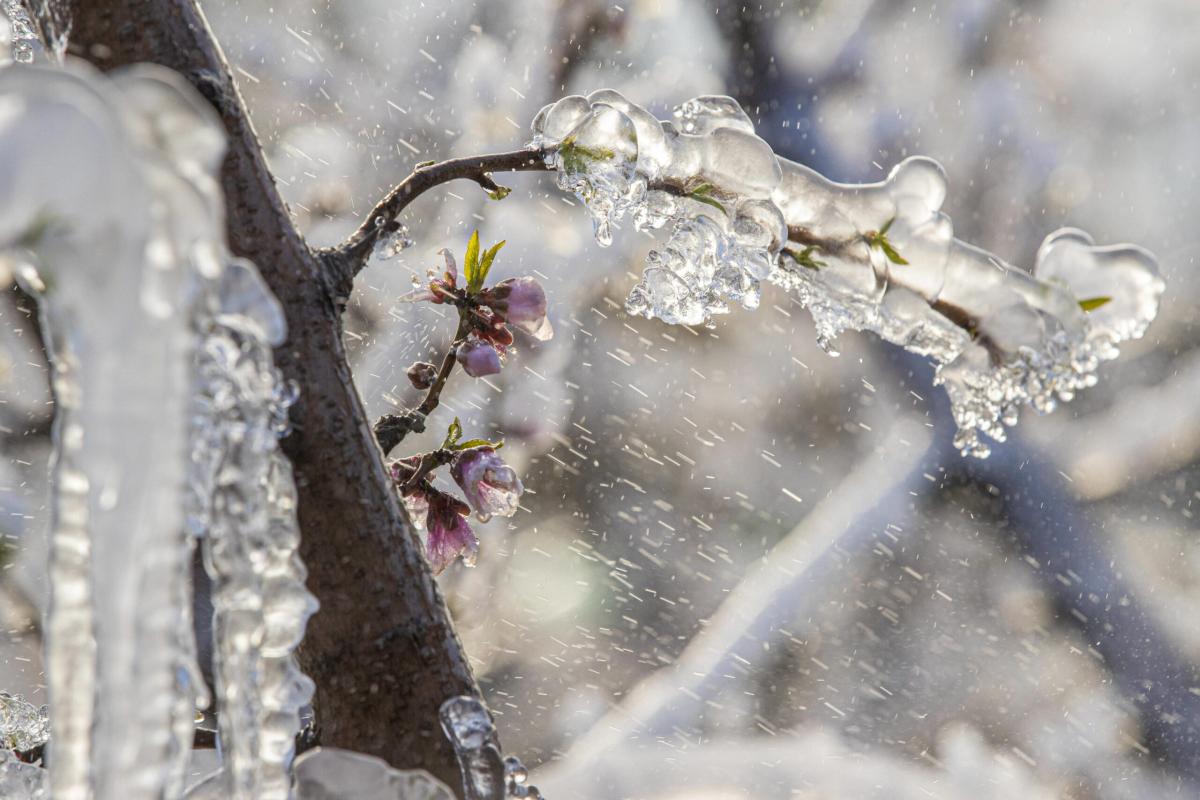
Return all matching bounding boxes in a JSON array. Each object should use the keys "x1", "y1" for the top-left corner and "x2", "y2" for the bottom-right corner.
[{"x1": 407, "y1": 361, "x2": 438, "y2": 390}]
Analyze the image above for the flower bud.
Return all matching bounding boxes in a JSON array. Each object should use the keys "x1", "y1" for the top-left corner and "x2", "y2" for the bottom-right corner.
[
  {"x1": 406, "y1": 361, "x2": 438, "y2": 390},
  {"x1": 484, "y1": 277, "x2": 554, "y2": 341},
  {"x1": 451, "y1": 447, "x2": 524, "y2": 521},
  {"x1": 455, "y1": 337, "x2": 502, "y2": 377}
]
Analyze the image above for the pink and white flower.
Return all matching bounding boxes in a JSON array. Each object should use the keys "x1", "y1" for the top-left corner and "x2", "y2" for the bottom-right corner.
[
  {"x1": 481, "y1": 277, "x2": 554, "y2": 341},
  {"x1": 399, "y1": 485, "x2": 478, "y2": 574},
  {"x1": 451, "y1": 447, "x2": 524, "y2": 521},
  {"x1": 424, "y1": 491, "x2": 479, "y2": 574}
]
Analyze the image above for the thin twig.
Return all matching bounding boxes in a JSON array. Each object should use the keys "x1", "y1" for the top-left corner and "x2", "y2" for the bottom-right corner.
[
  {"x1": 325, "y1": 148, "x2": 552, "y2": 283},
  {"x1": 375, "y1": 315, "x2": 469, "y2": 455},
  {"x1": 395, "y1": 449, "x2": 457, "y2": 494}
]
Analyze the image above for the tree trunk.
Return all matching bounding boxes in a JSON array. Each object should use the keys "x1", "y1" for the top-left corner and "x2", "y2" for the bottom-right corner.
[{"x1": 48, "y1": 0, "x2": 479, "y2": 791}]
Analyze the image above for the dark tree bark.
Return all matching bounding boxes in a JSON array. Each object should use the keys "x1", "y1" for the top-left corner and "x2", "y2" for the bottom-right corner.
[{"x1": 43, "y1": 0, "x2": 480, "y2": 791}]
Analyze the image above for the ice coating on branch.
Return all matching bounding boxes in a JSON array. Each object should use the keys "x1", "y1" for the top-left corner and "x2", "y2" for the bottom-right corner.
[
  {"x1": 534, "y1": 99, "x2": 641, "y2": 246},
  {"x1": 531, "y1": 90, "x2": 1164, "y2": 456},
  {"x1": 439, "y1": 696, "x2": 506, "y2": 800},
  {"x1": 532, "y1": 91, "x2": 784, "y2": 325},
  {"x1": 770, "y1": 158, "x2": 1164, "y2": 456},
  {"x1": 373, "y1": 221, "x2": 414, "y2": 261},
  {"x1": 0, "y1": 61, "x2": 314, "y2": 799},
  {"x1": 0, "y1": 694, "x2": 49, "y2": 753}
]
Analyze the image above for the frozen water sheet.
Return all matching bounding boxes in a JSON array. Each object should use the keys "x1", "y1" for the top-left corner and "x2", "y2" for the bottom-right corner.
[{"x1": 531, "y1": 90, "x2": 1164, "y2": 456}]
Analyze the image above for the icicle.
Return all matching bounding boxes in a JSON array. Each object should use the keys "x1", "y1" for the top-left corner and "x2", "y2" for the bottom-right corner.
[
  {"x1": 531, "y1": 90, "x2": 1164, "y2": 457},
  {"x1": 0, "y1": 62, "x2": 194, "y2": 800},
  {"x1": 0, "y1": 61, "x2": 315, "y2": 800}
]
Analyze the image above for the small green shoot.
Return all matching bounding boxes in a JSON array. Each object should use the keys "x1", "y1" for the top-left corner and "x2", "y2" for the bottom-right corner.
[
  {"x1": 865, "y1": 217, "x2": 908, "y2": 265},
  {"x1": 1078, "y1": 296, "x2": 1112, "y2": 312}
]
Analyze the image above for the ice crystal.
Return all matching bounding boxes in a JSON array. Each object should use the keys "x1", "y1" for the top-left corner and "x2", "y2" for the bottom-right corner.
[
  {"x1": 531, "y1": 90, "x2": 1164, "y2": 456},
  {"x1": 373, "y1": 220, "x2": 414, "y2": 261},
  {"x1": 439, "y1": 696, "x2": 506, "y2": 800},
  {"x1": 1, "y1": 1, "x2": 38, "y2": 64},
  {"x1": 0, "y1": 694, "x2": 48, "y2": 753}
]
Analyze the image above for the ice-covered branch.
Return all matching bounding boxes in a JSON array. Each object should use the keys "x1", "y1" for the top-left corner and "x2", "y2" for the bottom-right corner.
[
  {"x1": 324, "y1": 149, "x2": 550, "y2": 290},
  {"x1": 529, "y1": 90, "x2": 1165, "y2": 457}
]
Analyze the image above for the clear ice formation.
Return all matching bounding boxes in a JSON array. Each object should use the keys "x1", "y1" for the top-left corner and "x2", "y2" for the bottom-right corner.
[
  {"x1": 292, "y1": 747, "x2": 456, "y2": 800},
  {"x1": 531, "y1": 91, "x2": 1165, "y2": 456},
  {"x1": 0, "y1": 61, "x2": 314, "y2": 798},
  {"x1": 1, "y1": 1, "x2": 39, "y2": 63},
  {"x1": 0, "y1": 751, "x2": 46, "y2": 799},
  {"x1": 0, "y1": 694, "x2": 49, "y2": 753}
]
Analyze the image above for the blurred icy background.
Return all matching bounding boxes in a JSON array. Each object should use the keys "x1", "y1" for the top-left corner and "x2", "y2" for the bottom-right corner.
[{"x1": 3, "y1": 0, "x2": 1199, "y2": 796}]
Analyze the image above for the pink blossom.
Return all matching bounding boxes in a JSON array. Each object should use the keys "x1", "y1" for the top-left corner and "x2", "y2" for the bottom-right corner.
[
  {"x1": 424, "y1": 491, "x2": 478, "y2": 574},
  {"x1": 451, "y1": 447, "x2": 524, "y2": 521},
  {"x1": 482, "y1": 277, "x2": 554, "y2": 341},
  {"x1": 456, "y1": 337, "x2": 502, "y2": 377},
  {"x1": 399, "y1": 487, "x2": 478, "y2": 574},
  {"x1": 398, "y1": 248, "x2": 460, "y2": 304}
]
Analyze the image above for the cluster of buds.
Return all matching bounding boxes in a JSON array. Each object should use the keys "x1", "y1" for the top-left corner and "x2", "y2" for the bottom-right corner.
[
  {"x1": 390, "y1": 430, "x2": 524, "y2": 574},
  {"x1": 390, "y1": 232, "x2": 549, "y2": 575},
  {"x1": 402, "y1": 232, "x2": 553, "y2": 382}
]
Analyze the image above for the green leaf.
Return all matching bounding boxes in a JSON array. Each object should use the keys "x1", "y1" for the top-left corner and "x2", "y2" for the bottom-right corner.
[
  {"x1": 414, "y1": 159, "x2": 436, "y2": 169},
  {"x1": 487, "y1": 185, "x2": 511, "y2": 201},
  {"x1": 880, "y1": 240, "x2": 909, "y2": 265},
  {"x1": 782, "y1": 246, "x2": 826, "y2": 271},
  {"x1": 450, "y1": 437, "x2": 505, "y2": 452},
  {"x1": 463, "y1": 230, "x2": 481, "y2": 289},
  {"x1": 557, "y1": 138, "x2": 616, "y2": 174},
  {"x1": 866, "y1": 219, "x2": 908, "y2": 266},
  {"x1": 1077, "y1": 296, "x2": 1112, "y2": 312},
  {"x1": 442, "y1": 417, "x2": 464, "y2": 449},
  {"x1": 473, "y1": 240, "x2": 506, "y2": 291},
  {"x1": 688, "y1": 182, "x2": 727, "y2": 215}
]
